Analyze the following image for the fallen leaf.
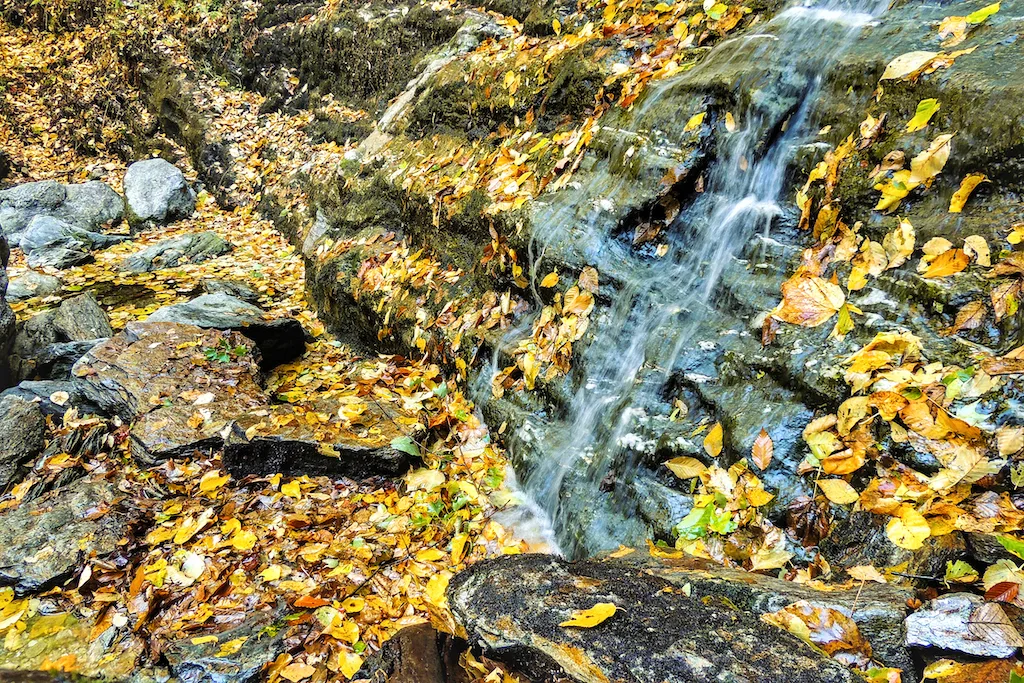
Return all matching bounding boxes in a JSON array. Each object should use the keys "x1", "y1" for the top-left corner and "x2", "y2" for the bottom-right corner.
[
  {"x1": 774, "y1": 274, "x2": 846, "y2": 327},
  {"x1": 703, "y1": 422, "x2": 724, "y2": 458},
  {"x1": 560, "y1": 602, "x2": 617, "y2": 628},
  {"x1": 949, "y1": 174, "x2": 987, "y2": 213},
  {"x1": 665, "y1": 456, "x2": 707, "y2": 479},
  {"x1": 751, "y1": 429, "x2": 773, "y2": 470},
  {"x1": 817, "y1": 479, "x2": 860, "y2": 505},
  {"x1": 906, "y1": 98, "x2": 940, "y2": 132},
  {"x1": 540, "y1": 271, "x2": 559, "y2": 288},
  {"x1": 964, "y1": 234, "x2": 991, "y2": 266},
  {"x1": 886, "y1": 505, "x2": 930, "y2": 549},
  {"x1": 921, "y1": 249, "x2": 969, "y2": 278},
  {"x1": 280, "y1": 662, "x2": 316, "y2": 682}
]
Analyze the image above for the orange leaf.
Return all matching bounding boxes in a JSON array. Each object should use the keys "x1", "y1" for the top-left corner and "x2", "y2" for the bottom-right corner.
[
  {"x1": 751, "y1": 430, "x2": 773, "y2": 470},
  {"x1": 922, "y1": 248, "x2": 970, "y2": 278},
  {"x1": 294, "y1": 595, "x2": 330, "y2": 609}
]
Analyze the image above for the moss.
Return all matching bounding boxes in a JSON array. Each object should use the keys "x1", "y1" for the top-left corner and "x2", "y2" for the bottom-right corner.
[{"x1": 243, "y1": 4, "x2": 463, "y2": 113}]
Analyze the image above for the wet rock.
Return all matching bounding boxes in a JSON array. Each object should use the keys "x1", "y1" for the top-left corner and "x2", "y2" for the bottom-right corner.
[
  {"x1": 632, "y1": 549, "x2": 913, "y2": 670},
  {"x1": 0, "y1": 478, "x2": 129, "y2": 594},
  {"x1": 11, "y1": 293, "x2": 113, "y2": 380},
  {"x1": 905, "y1": 593, "x2": 1022, "y2": 659},
  {"x1": 0, "y1": 380, "x2": 114, "y2": 417},
  {"x1": 123, "y1": 158, "x2": 196, "y2": 226},
  {"x1": 202, "y1": 279, "x2": 261, "y2": 303},
  {"x1": 0, "y1": 396, "x2": 45, "y2": 489},
  {"x1": 357, "y1": 623, "x2": 468, "y2": 683},
  {"x1": 163, "y1": 605, "x2": 288, "y2": 683},
  {"x1": 5, "y1": 271, "x2": 61, "y2": 301},
  {"x1": 146, "y1": 293, "x2": 305, "y2": 366},
  {"x1": 74, "y1": 321, "x2": 266, "y2": 463},
  {"x1": 821, "y1": 511, "x2": 967, "y2": 584},
  {"x1": 0, "y1": 610, "x2": 143, "y2": 679},
  {"x1": 0, "y1": 234, "x2": 13, "y2": 388},
  {"x1": 122, "y1": 230, "x2": 232, "y2": 272},
  {"x1": 14, "y1": 339, "x2": 107, "y2": 382},
  {"x1": 0, "y1": 180, "x2": 123, "y2": 244},
  {"x1": 19, "y1": 215, "x2": 129, "y2": 269},
  {"x1": 449, "y1": 553, "x2": 858, "y2": 683},
  {"x1": 223, "y1": 400, "x2": 412, "y2": 479}
]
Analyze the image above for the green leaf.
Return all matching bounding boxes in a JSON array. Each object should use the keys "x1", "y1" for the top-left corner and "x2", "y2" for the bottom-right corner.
[
  {"x1": 998, "y1": 534, "x2": 1024, "y2": 560},
  {"x1": 674, "y1": 506, "x2": 713, "y2": 540},
  {"x1": 1011, "y1": 669, "x2": 1024, "y2": 683},
  {"x1": 906, "y1": 98, "x2": 940, "y2": 133},
  {"x1": 966, "y1": 2, "x2": 999, "y2": 24},
  {"x1": 943, "y1": 559, "x2": 979, "y2": 584},
  {"x1": 390, "y1": 435, "x2": 421, "y2": 457}
]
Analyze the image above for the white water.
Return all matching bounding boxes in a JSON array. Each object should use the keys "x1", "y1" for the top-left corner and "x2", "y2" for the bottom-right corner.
[{"x1": 487, "y1": 0, "x2": 889, "y2": 557}]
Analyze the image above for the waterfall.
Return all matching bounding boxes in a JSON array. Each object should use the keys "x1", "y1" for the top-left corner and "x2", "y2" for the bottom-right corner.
[{"x1": 487, "y1": 0, "x2": 889, "y2": 558}]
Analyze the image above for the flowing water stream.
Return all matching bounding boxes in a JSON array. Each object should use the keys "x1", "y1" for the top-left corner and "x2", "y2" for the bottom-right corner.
[{"x1": 485, "y1": 0, "x2": 890, "y2": 558}]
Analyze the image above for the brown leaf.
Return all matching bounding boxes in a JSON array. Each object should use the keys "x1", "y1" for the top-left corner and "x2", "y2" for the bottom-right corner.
[
  {"x1": 940, "y1": 301, "x2": 987, "y2": 336},
  {"x1": 774, "y1": 274, "x2": 846, "y2": 327},
  {"x1": 752, "y1": 429, "x2": 773, "y2": 470},
  {"x1": 967, "y1": 602, "x2": 1024, "y2": 648},
  {"x1": 985, "y1": 581, "x2": 1020, "y2": 605}
]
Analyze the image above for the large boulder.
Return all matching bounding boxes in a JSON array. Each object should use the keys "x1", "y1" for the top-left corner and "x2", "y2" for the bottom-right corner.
[
  {"x1": 0, "y1": 233, "x2": 13, "y2": 388},
  {"x1": 5, "y1": 270, "x2": 61, "y2": 301},
  {"x1": 0, "y1": 395, "x2": 45, "y2": 489},
  {"x1": 10, "y1": 292, "x2": 112, "y2": 381},
  {"x1": 223, "y1": 399, "x2": 413, "y2": 479},
  {"x1": 0, "y1": 180, "x2": 123, "y2": 244},
  {"x1": 0, "y1": 477, "x2": 129, "y2": 594},
  {"x1": 146, "y1": 293, "x2": 305, "y2": 366},
  {"x1": 73, "y1": 321, "x2": 266, "y2": 462},
  {"x1": 122, "y1": 230, "x2": 232, "y2": 272},
  {"x1": 19, "y1": 214, "x2": 130, "y2": 269},
  {"x1": 123, "y1": 158, "x2": 197, "y2": 226},
  {"x1": 449, "y1": 554, "x2": 859, "y2": 683}
]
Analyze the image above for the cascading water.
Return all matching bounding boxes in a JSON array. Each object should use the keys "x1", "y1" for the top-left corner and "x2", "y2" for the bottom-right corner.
[{"x1": 484, "y1": 0, "x2": 890, "y2": 558}]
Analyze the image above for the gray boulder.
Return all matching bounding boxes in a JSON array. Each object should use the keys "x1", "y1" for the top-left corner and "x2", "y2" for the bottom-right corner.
[
  {"x1": 0, "y1": 478, "x2": 129, "y2": 594},
  {"x1": 0, "y1": 180, "x2": 123, "y2": 243},
  {"x1": 122, "y1": 230, "x2": 231, "y2": 272},
  {"x1": 147, "y1": 293, "x2": 305, "y2": 366},
  {"x1": 449, "y1": 554, "x2": 858, "y2": 683},
  {"x1": 123, "y1": 158, "x2": 196, "y2": 226},
  {"x1": 20, "y1": 215, "x2": 129, "y2": 270},
  {"x1": 0, "y1": 234, "x2": 13, "y2": 388},
  {"x1": 0, "y1": 396, "x2": 45, "y2": 489},
  {"x1": 5, "y1": 270, "x2": 61, "y2": 301},
  {"x1": 0, "y1": 379, "x2": 115, "y2": 418},
  {"x1": 10, "y1": 292, "x2": 113, "y2": 381}
]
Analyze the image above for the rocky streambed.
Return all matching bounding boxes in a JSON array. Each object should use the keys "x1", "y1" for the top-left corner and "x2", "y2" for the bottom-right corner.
[{"x1": 2, "y1": 0, "x2": 1024, "y2": 681}]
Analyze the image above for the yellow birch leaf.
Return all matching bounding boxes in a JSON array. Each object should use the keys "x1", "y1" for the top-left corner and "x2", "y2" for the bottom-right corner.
[
  {"x1": 232, "y1": 530, "x2": 258, "y2": 551},
  {"x1": 199, "y1": 471, "x2": 229, "y2": 493},
  {"x1": 882, "y1": 217, "x2": 916, "y2": 269},
  {"x1": 540, "y1": 271, "x2": 559, "y2": 288},
  {"x1": 281, "y1": 480, "x2": 302, "y2": 499},
  {"x1": 684, "y1": 112, "x2": 706, "y2": 132},
  {"x1": 949, "y1": 174, "x2": 987, "y2": 213},
  {"x1": 703, "y1": 422, "x2": 724, "y2": 458},
  {"x1": 817, "y1": 479, "x2": 860, "y2": 505},
  {"x1": 340, "y1": 652, "x2": 364, "y2": 679},
  {"x1": 886, "y1": 506, "x2": 930, "y2": 549},
  {"x1": 281, "y1": 663, "x2": 316, "y2": 682},
  {"x1": 908, "y1": 133, "x2": 954, "y2": 186},
  {"x1": 560, "y1": 602, "x2": 617, "y2": 628},
  {"x1": 880, "y1": 51, "x2": 938, "y2": 81},
  {"x1": 451, "y1": 533, "x2": 469, "y2": 564},
  {"x1": 665, "y1": 456, "x2": 707, "y2": 479}
]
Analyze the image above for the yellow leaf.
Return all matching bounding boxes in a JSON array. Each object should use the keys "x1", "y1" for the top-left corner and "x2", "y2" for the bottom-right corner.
[
  {"x1": 921, "y1": 248, "x2": 969, "y2": 278},
  {"x1": 415, "y1": 547, "x2": 447, "y2": 562},
  {"x1": 451, "y1": 533, "x2": 469, "y2": 564},
  {"x1": 232, "y1": 530, "x2": 258, "y2": 552},
  {"x1": 559, "y1": 602, "x2": 617, "y2": 628},
  {"x1": 880, "y1": 51, "x2": 938, "y2": 81},
  {"x1": 341, "y1": 597, "x2": 364, "y2": 613},
  {"x1": 665, "y1": 456, "x2": 707, "y2": 479},
  {"x1": 909, "y1": 133, "x2": 954, "y2": 186},
  {"x1": 817, "y1": 479, "x2": 860, "y2": 505},
  {"x1": 885, "y1": 506, "x2": 930, "y2": 550},
  {"x1": 326, "y1": 619, "x2": 359, "y2": 643},
  {"x1": 190, "y1": 635, "x2": 219, "y2": 645},
  {"x1": 280, "y1": 662, "x2": 316, "y2": 682},
  {"x1": 281, "y1": 480, "x2": 302, "y2": 499},
  {"x1": 425, "y1": 572, "x2": 451, "y2": 608},
  {"x1": 339, "y1": 652, "x2": 364, "y2": 679},
  {"x1": 949, "y1": 174, "x2": 987, "y2": 213},
  {"x1": 261, "y1": 565, "x2": 283, "y2": 582},
  {"x1": 724, "y1": 112, "x2": 737, "y2": 133},
  {"x1": 540, "y1": 271, "x2": 560, "y2": 288},
  {"x1": 199, "y1": 471, "x2": 229, "y2": 493},
  {"x1": 552, "y1": 18, "x2": 561, "y2": 34},
  {"x1": 773, "y1": 274, "x2": 846, "y2": 327},
  {"x1": 847, "y1": 565, "x2": 887, "y2": 583},
  {"x1": 905, "y1": 98, "x2": 940, "y2": 132},
  {"x1": 882, "y1": 217, "x2": 915, "y2": 269},
  {"x1": 964, "y1": 234, "x2": 991, "y2": 266},
  {"x1": 216, "y1": 637, "x2": 248, "y2": 657},
  {"x1": 703, "y1": 422, "x2": 724, "y2": 458},
  {"x1": 684, "y1": 112, "x2": 706, "y2": 132}
]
